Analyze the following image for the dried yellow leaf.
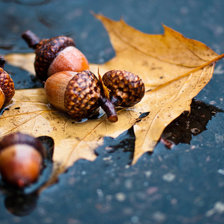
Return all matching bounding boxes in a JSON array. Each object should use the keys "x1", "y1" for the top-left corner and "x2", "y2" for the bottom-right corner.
[{"x1": 3, "y1": 14, "x2": 224, "y2": 186}]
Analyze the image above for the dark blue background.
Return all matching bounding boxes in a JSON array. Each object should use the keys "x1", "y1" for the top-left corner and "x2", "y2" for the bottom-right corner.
[{"x1": 0, "y1": 0, "x2": 224, "y2": 223}]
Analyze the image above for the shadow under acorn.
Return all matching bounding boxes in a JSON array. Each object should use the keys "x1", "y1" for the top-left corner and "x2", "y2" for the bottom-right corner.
[{"x1": 0, "y1": 136, "x2": 54, "y2": 217}]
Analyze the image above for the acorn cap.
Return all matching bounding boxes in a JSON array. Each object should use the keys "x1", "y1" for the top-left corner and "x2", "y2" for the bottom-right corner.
[
  {"x1": 0, "y1": 68, "x2": 15, "y2": 104},
  {"x1": 0, "y1": 132, "x2": 46, "y2": 158},
  {"x1": 64, "y1": 70, "x2": 101, "y2": 120},
  {"x1": 34, "y1": 36, "x2": 75, "y2": 81},
  {"x1": 102, "y1": 70, "x2": 145, "y2": 107}
]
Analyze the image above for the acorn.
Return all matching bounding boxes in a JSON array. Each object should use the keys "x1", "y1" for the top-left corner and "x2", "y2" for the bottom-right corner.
[
  {"x1": 102, "y1": 70, "x2": 145, "y2": 107},
  {"x1": 45, "y1": 70, "x2": 118, "y2": 122},
  {"x1": 0, "y1": 56, "x2": 15, "y2": 109},
  {"x1": 21, "y1": 30, "x2": 89, "y2": 81},
  {"x1": 0, "y1": 132, "x2": 46, "y2": 188}
]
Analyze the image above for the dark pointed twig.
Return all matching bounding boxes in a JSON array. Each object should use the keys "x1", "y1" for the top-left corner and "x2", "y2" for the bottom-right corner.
[
  {"x1": 99, "y1": 96, "x2": 118, "y2": 122},
  {"x1": 22, "y1": 30, "x2": 40, "y2": 49},
  {"x1": 0, "y1": 56, "x2": 5, "y2": 68}
]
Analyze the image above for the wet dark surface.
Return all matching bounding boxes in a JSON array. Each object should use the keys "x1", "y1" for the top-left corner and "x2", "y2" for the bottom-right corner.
[{"x1": 0, "y1": 0, "x2": 224, "y2": 223}]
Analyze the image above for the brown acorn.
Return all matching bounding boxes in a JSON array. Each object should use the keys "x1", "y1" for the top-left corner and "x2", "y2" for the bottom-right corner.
[
  {"x1": 102, "y1": 70, "x2": 145, "y2": 107},
  {"x1": 45, "y1": 70, "x2": 117, "y2": 122},
  {"x1": 0, "y1": 56, "x2": 15, "y2": 109},
  {"x1": 0, "y1": 132, "x2": 46, "y2": 188},
  {"x1": 22, "y1": 30, "x2": 89, "y2": 81}
]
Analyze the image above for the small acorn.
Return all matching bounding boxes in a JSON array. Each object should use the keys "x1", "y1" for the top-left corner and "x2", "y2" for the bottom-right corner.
[
  {"x1": 0, "y1": 56, "x2": 15, "y2": 109},
  {"x1": 22, "y1": 30, "x2": 89, "y2": 81},
  {"x1": 102, "y1": 70, "x2": 145, "y2": 107},
  {"x1": 45, "y1": 70, "x2": 117, "y2": 122},
  {"x1": 0, "y1": 132, "x2": 46, "y2": 188}
]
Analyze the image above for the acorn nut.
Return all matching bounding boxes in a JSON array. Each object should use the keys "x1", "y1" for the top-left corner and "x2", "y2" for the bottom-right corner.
[
  {"x1": 0, "y1": 132, "x2": 46, "y2": 188},
  {"x1": 22, "y1": 31, "x2": 89, "y2": 81},
  {"x1": 0, "y1": 56, "x2": 15, "y2": 109},
  {"x1": 102, "y1": 70, "x2": 145, "y2": 107},
  {"x1": 45, "y1": 70, "x2": 118, "y2": 122}
]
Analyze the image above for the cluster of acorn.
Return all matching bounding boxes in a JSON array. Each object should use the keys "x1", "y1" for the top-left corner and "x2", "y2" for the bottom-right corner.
[
  {"x1": 0, "y1": 31, "x2": 145, "y2": 188},
  {"x1": 22, "y1": 30, "x2": 145, "y2": 122}
]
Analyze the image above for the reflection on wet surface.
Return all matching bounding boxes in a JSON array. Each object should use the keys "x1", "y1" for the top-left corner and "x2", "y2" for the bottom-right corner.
[
  {"x1": 4, "y1": 191, "x2": 38, "y2": 216},
  {"x1": 161, "y1": 100, "x2": 223, "y2": 148},
  {"x1": 0, "y1": 136, "x2": 54, "y2": 216}
]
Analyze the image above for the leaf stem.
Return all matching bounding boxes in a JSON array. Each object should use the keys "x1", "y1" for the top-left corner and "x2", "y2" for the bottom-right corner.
[{"x1": 148, "y1": 53, "x2": 224, "y2": 92}]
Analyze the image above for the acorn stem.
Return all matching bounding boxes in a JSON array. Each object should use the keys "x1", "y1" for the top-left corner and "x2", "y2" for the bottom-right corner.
[
  {"x1": 0, "y1": 56, "x2": 5, "y2": 68},
  {"x1": 22, "y1": 30, "x2": 40, "y2": 49},
  {"x1": 99, "y1": 96, "x2": 118, "y2": 122}
]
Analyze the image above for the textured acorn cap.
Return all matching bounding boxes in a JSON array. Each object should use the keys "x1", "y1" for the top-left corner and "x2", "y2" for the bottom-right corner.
[
  {"x1": 45, "y1": 71, "x2": 101, "y2": 120},
  {"x1": 0, "y1": 132, "x2": 46, "y2": 158},
  {"x1": 34, "y1": 36, "x2": 75, "y2": 81},
  {"x1": 102, "y1": 70, "x2": 145, "y2": 107},
  {"x1": 64, "y1": 70, "x2": 101, "y2": 120},
  {"x1": 0, "y1": 67, "x2": 15, "y2": 105},
  {"x1": 0, "y1": 132, "x2": 45, "y2": 187}
]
